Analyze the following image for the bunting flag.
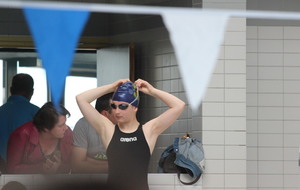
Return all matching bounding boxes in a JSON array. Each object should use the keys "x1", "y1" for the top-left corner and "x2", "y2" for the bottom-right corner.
[
  {"x1": 23, "y1": 8, "x2": 90, "y2": 108},
  {"x1": 161, "y1": 11, "x2": 229, "y2": 111}
]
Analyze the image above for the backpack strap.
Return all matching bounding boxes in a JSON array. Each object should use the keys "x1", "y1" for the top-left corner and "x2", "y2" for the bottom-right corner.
[{"x1": 177, "y1": 171, "x2": 201, "y2": 185}]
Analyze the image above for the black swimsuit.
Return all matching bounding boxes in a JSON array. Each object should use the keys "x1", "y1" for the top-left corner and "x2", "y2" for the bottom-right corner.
[{"x1": 106, "y1": 124, "x2": 151, "y2": 190}]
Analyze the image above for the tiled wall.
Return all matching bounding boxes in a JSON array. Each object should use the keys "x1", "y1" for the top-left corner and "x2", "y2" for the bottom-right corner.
[
  {"x1": 247, "y1": 26, "x2": 300, "y2": 190},
  {"x1": 201, "y1": 17, "x2": 247, "y2": 190},
  {"x1": 202, "y1": 0, "x2": 247, "y2": 190},
  {"x1": 135, "y1": 38, "x2": 195, "y2": 173},
  {"x1": 133, "y1": 1, "x2": 247, "y2": 190}
]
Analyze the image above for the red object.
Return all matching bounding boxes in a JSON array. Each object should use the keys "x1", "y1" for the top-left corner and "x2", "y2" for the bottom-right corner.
[{"x1": 6, "y1": 121, "x2": 73, "y2": 174}]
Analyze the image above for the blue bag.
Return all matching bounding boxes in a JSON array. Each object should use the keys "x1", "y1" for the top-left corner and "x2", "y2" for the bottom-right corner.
[{"x1": 158, "y1": 136, "x2": 205, "y2": 185}]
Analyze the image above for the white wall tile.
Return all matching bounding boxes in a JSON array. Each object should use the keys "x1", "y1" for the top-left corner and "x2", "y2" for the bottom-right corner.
[
  {"x1": 208, "y1": 74, "x2": 224, "y2": 88},
  {"x1": 258, "y1": 40, "x2": 283, "y2": 53},
  {"x1": 247, "y1": 94, "x2": 257, "y2": 106},
  {"x1": 284, "y1": 175, "x2": 300, "y2": 187},
  {"x1": 258, "y1": 175, "x2": 283, "y2": 187},
  {"x1": 284, "y1": 27, "x2": 300, "y2": 39},
  {"x1": 150, "y1": 186, "x2": 174, "y2": 190},
  {"x1": 284, "y1": 134, "x2": 300, "y2": 147},
  {"x1": 258, "y1": 148, "x2": 283, "y2": 160},
  {"x1": 203, "y1": 131, "x2": 224, "y2": 145},
  {"x1": 258, "y1": 26, "x2": 283, "y2": 39},
  {"x1": 284, "y1": 53, "x2": 300, "y2": 66},
  {"x1": 258, "y1": 120, "x2": 283, "y2": 134},
  {"x1": 246, "y1": 120, "x2": 258, "y2": 133},
  {"x1": 258, "y1": 107, "x2": 283, "y2": 120},
  {"x1": 284, "y1": 67, "x2": 300, "y2": 80},
  {"x1": 258, "y1": 66, "x2": 283, "y2": 80},
  {"x1": 202, "y1": 174, "x2": 224, "y2": 188},
  {"x1": 284, "y1": 121, "x2": 300, "y2": 133},
  {"x1": 284, "y1": 80, "x2": 300, "y2": 93},
  {"x1": 3, "y1": 175, "x2": 34, "y2": 186},
  {"x1": 202, "y1": 103, "x2": 224, "y2": 116},
  {"x1": 225, "y1": 74, "x2": 246, "y2": 88},
  {"x1": 284, "y1": 161, "x2": 299, "y2": 174},
  {"x1": 247, "y1": 161, "x2": 258, "y2": 174},
  {"x1": 247, "y1": 134, "x2": 257, "y2": 146},
  {"x1": 225, "y1": 145, "x2": 246, "y2": 159},
  {"x1": 227, "y1": 18, "x2": 246, "y2": 32},
  {"x1": 284, "y1": 40, "x2": 300, "y2": 53},
  {"x1": 284, "y1": 94, "x2": 300, "y2": 106},
  {"x1": 225, "y1": 174, "x2": 246, "y2": 188},
  {"x1": 225, "y1": 131, "x2": 246, "y2": 145},
  {"x1": 247, "y1": 67, "x2": 257, "y2": 80},
  {"x1": 214, "y1": 60, "x2": 225, "y2": 73},
  {"x1": 247, "y1": 53, "x2": 257, "y2": 66},
  {"x1": 258, "y1": 53, "x2": 283, "y2": 66},
  {"x1": 247, "y1": 80, "x2": 258, "y2": 93},
  {"x1": 247, "y1": 147, "x2": 258, "y2": 160},
  {"x1": 247, "y1": 26, "x2": 257, "y2": 39},
  {"x1": 258, "y1": 134, "x2": 283, "y2": 147},
  {"x1": 0, "y1": 177, "x2": 3, "y2": 186},
  {"x1": 247, "y1": 174, "x2": 258, "y2": 187},
  {"x1": 247, "y1": 107, "x2": 258, "y2": 120},
  {"x1": 258, "y1": 94, "x2": 283, "y2": 106},
  {"x1": 218, "y1": 45, "x2": 225, "y2": 59},
  {"x1": 225, "y1": 103, "x2": 246, "y2": 117},
  {"x1": 225, "y1": 60, "x2": 246, "y2": 74},
  {"x1": 247, "y1": 39, "x2": 258, "y2": 52},
  {"x1": 148, "y1": 174, "x2": 175, "y2": 185},
  {"x1": 203, "y1": 145, "x2": 225, "y2": 159},
  {"x1": 225, "y1": 46, "x2": 246, "y2": 59},
  {"x1": 258, "y1": 80, "x2": 283, "y2": 93},
  {"x1": 203, "y1": 88, "x2": 224, "y2": 102},
  {"x1": 205, "y1": 160, "x2": 224, "y2": 173},
  {"x1": 225, "y1": 160, "x2": 246, "y2": 173},
  {"x1": 224, "y1": 31, "x2": 246, "y2": 45},
  {"x1": 202, "y1": 117, "x2": 224, "y2": 131},
  {"x1": 258, "y1": 161, "x2": 283, "y2": 174},
  {"x1": 225, "y1": 117, "x2": 246, "y2": 130},
  {"x1": 284, "y1": 107, "x2": 300, "y2": 120}
]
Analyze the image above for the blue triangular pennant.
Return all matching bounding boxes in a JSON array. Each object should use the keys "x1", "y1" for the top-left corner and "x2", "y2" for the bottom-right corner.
[{"x1": 23, "y1": 8, "x2": 89, "y2": 108}]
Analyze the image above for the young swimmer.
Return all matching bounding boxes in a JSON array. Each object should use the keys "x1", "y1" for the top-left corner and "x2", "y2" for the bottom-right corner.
[{"x1": 76, "y1": 79, "x2": 185, "y2": 190}]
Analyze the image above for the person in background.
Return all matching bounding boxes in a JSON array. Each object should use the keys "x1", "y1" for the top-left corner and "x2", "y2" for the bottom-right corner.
[
  {"x1": 6, "y1": 102, "x2": 73, "y2": 174},
  {"x1": 0, "y1": 73, "x2": 39, "y2": 173},
  {"x1": 76, "y1": 79, "x2": 185, "y2": 190},
  {"x1": 71, "y1": 92, "x2": 117, "y2": 173}
]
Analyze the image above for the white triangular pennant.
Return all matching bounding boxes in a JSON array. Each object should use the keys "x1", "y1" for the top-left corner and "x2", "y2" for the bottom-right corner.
[{"x1": 161, "y1": 11, "x2": 229, "y2": 112}]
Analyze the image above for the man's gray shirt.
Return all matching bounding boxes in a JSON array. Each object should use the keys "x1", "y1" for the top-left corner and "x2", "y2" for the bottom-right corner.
[{"x1": 73, "y1": 117, "x2": 107, "y2": 160}]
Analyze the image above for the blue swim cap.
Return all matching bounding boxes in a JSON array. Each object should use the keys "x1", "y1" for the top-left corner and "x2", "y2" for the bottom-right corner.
[{"x1": 112, "y1": 81, "x2": 139, "y2": 107}]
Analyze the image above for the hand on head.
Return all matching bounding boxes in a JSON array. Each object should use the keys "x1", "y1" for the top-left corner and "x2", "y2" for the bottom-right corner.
[
  {"x1": 113, "y1": 79, "x2": 130, "y2": 90},
  {"x1": 134, "y1": 79, "x2": 154, "y2": 95}
]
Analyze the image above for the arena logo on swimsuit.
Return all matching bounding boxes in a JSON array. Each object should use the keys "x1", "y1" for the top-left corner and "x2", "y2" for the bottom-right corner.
[{"x1": 120, "y1": 137, "x2": 138, "y2": 142}]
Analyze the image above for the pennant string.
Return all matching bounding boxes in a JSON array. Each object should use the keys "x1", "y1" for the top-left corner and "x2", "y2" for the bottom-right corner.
[{"x1": 2, "y1": 1, "x2": 300, "y2": 20}]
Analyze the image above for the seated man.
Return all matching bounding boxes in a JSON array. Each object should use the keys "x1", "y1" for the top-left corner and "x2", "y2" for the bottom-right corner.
[
  {"x1": 0, "y1": 73, "x2": 40, "y2": 172},
  {"x1": 71, "y1": 93, "x2": 116, "y2": 173}
]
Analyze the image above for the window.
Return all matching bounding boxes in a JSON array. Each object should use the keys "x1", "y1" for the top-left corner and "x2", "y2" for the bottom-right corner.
[
  {"x1": 64, "y1": 76, "x2": 97, "y2": 130},
  {"x1": 17, "y1": 65, "x2": 48, "y2": 108}
]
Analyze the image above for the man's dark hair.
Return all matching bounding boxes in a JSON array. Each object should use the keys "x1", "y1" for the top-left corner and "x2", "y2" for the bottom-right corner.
[
  {"x1": 10, "y1": 73, "x2": 34, "y2": 96},
  {"x1": 95, "y1": 92, "x2": 113, "y2": 113},
  {"x1": 33, "y1": 102, "x2": 70, "y2": 132}
]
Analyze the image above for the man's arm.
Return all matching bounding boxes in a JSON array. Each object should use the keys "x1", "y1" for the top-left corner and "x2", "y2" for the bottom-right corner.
[{"x1": 71, "y1": 146, "x2": 108, "y2": 173}]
